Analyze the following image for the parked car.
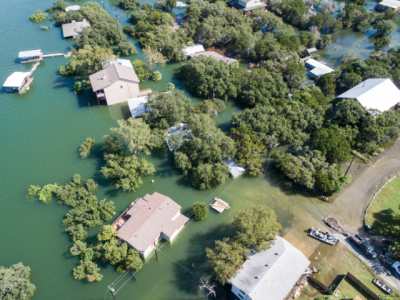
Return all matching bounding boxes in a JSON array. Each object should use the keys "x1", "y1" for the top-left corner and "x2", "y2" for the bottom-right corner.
[{"x1": 349, "y1": 234, "x2": 378, "y2": 259}]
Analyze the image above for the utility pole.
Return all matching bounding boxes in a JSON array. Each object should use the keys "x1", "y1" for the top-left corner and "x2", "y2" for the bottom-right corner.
[
  {"x1": 108, "y1": 286, "x2": 117, "y2": 300},
  {"x1": 102, "y1": 0, "x2": 105, "y2": 9},
  {"x1": 114, "y1": 7, "x2": 118, "y2": 19},
  {"x1": 154, "y1": 245, "x2": 159, "y2": 261},
  {"x1": 344, "y1": 156, "x2": 355, "y2": 176}
]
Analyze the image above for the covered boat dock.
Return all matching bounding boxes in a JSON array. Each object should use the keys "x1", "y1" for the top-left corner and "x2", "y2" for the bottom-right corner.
[
  {"x1": 3, "y1": 72, "x2": 31, "y2": 93},
  {"x1": 18, "y1": 49, "x2": 42, "y2": 64}
]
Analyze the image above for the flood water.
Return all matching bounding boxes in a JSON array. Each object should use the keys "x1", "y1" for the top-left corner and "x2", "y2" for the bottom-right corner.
[{"x1": 0, "y1": 1, "x2": 397, "y2": 299}]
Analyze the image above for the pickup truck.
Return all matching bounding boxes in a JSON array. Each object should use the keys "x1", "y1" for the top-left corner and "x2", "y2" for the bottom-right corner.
[{"x1": 349, "y1": 234, "x2": 378, "y2": 259}]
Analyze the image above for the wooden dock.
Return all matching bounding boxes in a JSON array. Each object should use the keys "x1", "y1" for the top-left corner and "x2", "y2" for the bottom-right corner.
[
  {"x1": 42, "y1": 53, "x2": 65, "y2": 58},
  {"x1": 210, "y1": 198, "x2": 230, "y2": 213},
  {"x1": 18, "y1": 61, "x2": 40, "y2": 94}
]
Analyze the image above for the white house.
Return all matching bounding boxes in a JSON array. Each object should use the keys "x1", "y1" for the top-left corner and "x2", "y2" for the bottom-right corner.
[
  {"x1": 114, "y1": 192, "x2": 189, "y2": 258},
  {"x1": 62, "y1": 19, "x2": 91, "y2": 38},
  {"x1": 227, "y1": 0, "x2": 267, "y2": 11},
  {"x1": 337, "y1": 78, "x2": 400, "y2": 113},
  {"x1": 3, "y1": 72, "x2": 31, "y2": 92},
  {"x1": 231, "y1": 236, "x2": 310, "y2": 300},
  {"x1": 377, "y1": 0, "x2": 400, "y2": 11},
  {"x1": 305, "y1": 59, "x2": 334, "y2": 78}
]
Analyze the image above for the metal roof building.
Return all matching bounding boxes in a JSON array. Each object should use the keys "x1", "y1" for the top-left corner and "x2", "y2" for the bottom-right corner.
[
  {"x1": 18, "y1": 50, "x2": 41, "y2": 59},
  {"x1": 182, "y1": 44, "x2": 205, "y2": 56},
  {"x1": 337, "y1": 78, "x2": 400, "y2": 112},
  {"x1": 305, "y1": 59, "x2": 334, "y2": 78},
  {"x1": 231, "y1": 236, "x2": 310, "y2": 300},
  {"x1": 377, "y1": 0, "x2": 400, "y2": 10},
  {"x1": 3, "y1": 72, "x2": 30, "y2": 90}
]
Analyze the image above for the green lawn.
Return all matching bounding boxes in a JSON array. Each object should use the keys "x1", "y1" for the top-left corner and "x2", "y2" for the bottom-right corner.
[{"x1": 365, "y1": 175, "x2": 400, "y2": 238}]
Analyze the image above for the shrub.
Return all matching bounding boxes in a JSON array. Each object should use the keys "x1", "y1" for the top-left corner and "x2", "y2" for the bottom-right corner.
[
  {"x1": 79, "y1": 137, "x2": 95, "y2": 159},
  {"x1": 40, "y1": 26, "x2": 49, "y2": 30},
  {"x1": 191, "y1": 202, "x2": 209, "y2": 221},
  {"x1": 167, "y1": 82, "x2": 175, "y2": 91},
  {"x1": 74, "y1": 81, "x2": 84, "y2": 95},
  {"x1": 30, "y1": 9, "x2": 48, "y2": 22},
  {"x1": 152, "y1": 70, "x2": 162, "y2": 81},
  {"x1": 133, "y1": 60, "x2": 150, "y2": 82}
]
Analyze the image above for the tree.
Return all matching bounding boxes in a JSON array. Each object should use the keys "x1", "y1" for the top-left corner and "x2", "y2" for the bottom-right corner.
[
  {"x1": 374, "y1": 37, "x2": 390, "y2": 48},
  {"x1": 143, "y1": 90, "x2": 192, "y2": 129},
  {"x1": 79, "y1": 137, "x2": 95, "y2": 159},
  {"x1": 342, "y1": 72, "x2": 362, "y2": 89},
  {"x1": 341, "y1": 4, "x2": 371, "y2": 29},
  {"x1": 29, "y1": 9, "x2": 48, "y2": 22},
  {"x1": 110, "y1": 118, "x2": 155, "y2": 155},
  {"x1": 315, "y1": 73, "x2": 336, "y2": 96},
  {"x1": 311, "y1": 129, "x2": 351, "y2": 163},
  {"x1": 115, "y1": 41, "x2": 138, "y2": 56},
  {"x1": 373, "y1": 20, "x2": 397, "y2": 38},
  {"x1": 73, "y1": 260, "x2": 102, "y2": 282},
  {"x1": 116, "y1": 248, "x2": 143, "y2": 273},
  {"x1": 166, "y1": 0, "x2": 177, "y2": 10},
  {"x1": 0, "y1": 263, "x2": 36, "y2": 300},
  {"x1": 143, "y1": 47, "x2": 167, "y2": 74},
  {"x1": 97, "y1": 225, "x2": 120, "y2": 241},
  {"x1": 66, "y1": 224, "x2": 88, "y2": 241},
  {"x1": 119, "y1": 0, "x2": 141, "y2": 10},
  {"x1": 103, "y1": 238, "x2": 128, "y2": 265},
  {"x1": 133, "y1": 60, "x2": 150, "y2": 82},
  {"x1": 152, "y1": 70, "x2": 162, "y2": 81},
  {"x1": 206, "y1": 238, "x2": 251, "y2": 284},
  {"x1": 282, "y1": 62, "x2": 306, "y2": 88},
  {"x1": 191, "y1": 202, "x2": 209, "y2": 220},
  {"x1": 167, "y1": 82, "x2": 175, "y2": 91},
  {"x1": 233, "y1": 204, "x2": 282, "y2": 251}
]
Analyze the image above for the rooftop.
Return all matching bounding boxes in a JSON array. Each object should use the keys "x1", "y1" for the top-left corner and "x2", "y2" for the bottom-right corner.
[
  {"x1": 62, "y1": 19, "x2": 90, "y2": 38},
  {"x1": 3, "y1": 72, "x2": 30, "y2": 88},
  {"x1": 337, "y1": 78, "x2": 400, "y2": 112},
  {"x1": 65, "y1": 5, "x2": 80, "y2": 11},
  {"x1": 89, "y1": 63, "x2": 140, "y2": 92},
  {"x1": 18, "y1": 49, "x2": 41, "y2": 58},
  {"x1": 189, "y1": 51, "x2": 238, "y2": 64},
  {"x1": 182, "y1": 44, "x2": 205, "y2": 56},
  {"x1": 305, "y1": 59, "x2": 334, "y2": 77},
  {"x1": 231, "y1": 236, "x2": 310, "y2": 300},
  {"x1": 165, "y1": 123, "x2": 193, "y2": 151},
  {"x1": 378, "y1": 0, "x2": 400, "y2": 8},
  {"x1": 117, "y1": 193, "x2": 189, "y2": 252},
  {"x1": 128, "y1": 95, "x2": 149, "y2": 118},
  {"x1": 224, "y1": 159, "x2": 245, "y2": 177},
  {"x1": 110, "y1": 59, "x2": 133, "y2": 69}
]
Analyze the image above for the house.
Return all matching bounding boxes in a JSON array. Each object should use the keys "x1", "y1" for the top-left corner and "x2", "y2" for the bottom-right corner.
[
  {"x1": 377, "y1": 0, "x2": 400, "y2": 11},
  {"x1": 113, "y1": 192, "x2": 189, "y2": 258},
  {"x1": 227, "y1": 0, "x2": 267, "y2": 12},
  {"x1": 62, "y1": 19, "x2": 90, "y2": 38},
  {"x1": 65, "y1": 5, "x2": 80, "y2": 12},
  {"x1": 337, "y1": 78, "x2": 400, "y2": 113},
  {"x1": 127, "y1": 89, "x2": 153, "y2": 117},
  {"x1": 305, "y1": 59, "x2": 334, "y2": 78},
  {"x1": 89, "y1": 63, "x2": 140, "y2": 106},
  {"x1": 3, "y1": 72, "x2": 31, "y2": 92},
  {"x1": 182, "y1": 44, "x2": 205, "y2": 56},
  {"x1": 165, "y1": 123, "x2": 193, "y2": 151},
  {"x1": 18, "y1": 49, "x2": 42, "y2": 63},
  {"x1": 231, "y1": 236, "x2": 310, "y2": 300},
  {"x1": 189, "y1": 51, "x2": 238, "y2": 65}
]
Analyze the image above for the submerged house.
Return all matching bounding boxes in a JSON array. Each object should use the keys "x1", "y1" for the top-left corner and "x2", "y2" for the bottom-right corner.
[
  {"x1": 337, "y1": 78, "x2": 400, "y2": 113},
  {"x1": 227, "y1": 0, "x2": 267, "y2": 11},
  {"x1": 18, "y1": 49, "x2": 42, "y2": 63},
  {"x1": 89, "y1": 63, "x2": 140, "y2": 106},
  {"x1": 231, "y1": 236, "x2": 310, "y2": 300},
  {"x1": 165, "y1": 123, "x2": 193, "y2": 151},
  {"x1": 127, "y1": 89, "x2": 153, "y2": 118},
  {"x1": 3, "y1": 72, "x2": 31, "y2": 93},
  {"x1": 62, "y1": 19, "x2": 90, "y2": 38},
  {"x1": 377, "y1": 0, "x2": 400, "y2": 11},
  {"x1": 305, "y1": 59, "x2": 334, "y2": 78},
  {"x1": 113, "y1": 192, "x2": 189, "y2": 258},
  {"x1": 189, "y1": 51, "x2": 238, "y2": 65}
]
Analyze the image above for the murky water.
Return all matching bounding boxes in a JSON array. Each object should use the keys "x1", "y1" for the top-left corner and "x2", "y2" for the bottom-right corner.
[{"x1": 0, "y1": 1, "x2": 396, "y2": 299}]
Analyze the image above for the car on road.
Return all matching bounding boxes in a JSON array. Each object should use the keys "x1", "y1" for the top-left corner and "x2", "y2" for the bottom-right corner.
[{"x1": 349, "y1": 234, "x2": 378, "y2": 259}]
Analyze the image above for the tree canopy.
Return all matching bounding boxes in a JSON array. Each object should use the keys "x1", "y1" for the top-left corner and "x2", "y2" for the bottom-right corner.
[
  {"x1": 311, "y1": 128, "x2": 351, "y2": 163},
  {"x1": 0, "y1": 263, "x2": 36, "y2": 300}
]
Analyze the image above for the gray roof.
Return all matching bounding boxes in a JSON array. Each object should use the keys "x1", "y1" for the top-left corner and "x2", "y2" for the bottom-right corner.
[
  {"x1": 190, "y1": 51, "x2": 237, "y2": 64},
  {"x1": 231, "y1": 236, "x2": 310, "y2": 300},
  {"x1": 62, "y1": 19, "x2": 90, "y2": 38},
  {"x1": 89, "y1": 64, "x2": 140, "y2": 92}
]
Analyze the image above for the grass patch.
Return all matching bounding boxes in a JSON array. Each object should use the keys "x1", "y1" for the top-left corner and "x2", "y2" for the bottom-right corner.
[
  {"x1": 365, "y1": 176, "x2": 400, "y2": 238},
  {"x1": 298, "y1": 243, "x2": 399, "y2": 300}
]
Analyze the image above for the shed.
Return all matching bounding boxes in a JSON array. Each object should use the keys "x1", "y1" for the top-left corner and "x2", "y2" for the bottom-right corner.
[
  {"x1": 65, "y1": 5, "x2": 80, "y2": 12},
  {"x1": 231, "y1": 236, "x2": 310, "y2": 300},
  {"x1": 182, "y1": 44, "x2": 205, "y2": 56},
  {"x1": 3, "y1": 72, "x2": 30, "y2": 91},
  {"x1": 62, "y1": 19, "x2": 91, "y2": 38},
  {"x1": 305, "y1": 59, "x2": 334, "y2": 78},
  {"x1": 337, "y1": 78, "x2": 400, "y2": 112},
  {"x1": 306, "y1": 48, "x2": 318, "y2": 55},
  {"x1": 377, "y1": 0, "x2": 400, "y2": 11}
]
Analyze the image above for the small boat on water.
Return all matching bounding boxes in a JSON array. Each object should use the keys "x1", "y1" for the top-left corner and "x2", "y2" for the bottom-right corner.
[
  {"x1": 372, "y1": 278, "x2": 393, "y2": 294},
  {"x1": 324, "y1": 215, "x2": 349, "y2": 236},
  {"x1": 308, "y1": 227, "x2": 339, "y2": 245}
]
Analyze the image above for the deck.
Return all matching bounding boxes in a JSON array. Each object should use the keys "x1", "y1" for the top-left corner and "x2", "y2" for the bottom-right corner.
[
  {"x1": 210, "y1": 198, "x2": 230, "y2": 213},
  {"x1": 21, "y1": 54, "x2": 43, "y2": 64},
  {"x1": 19, "y1": 77, "x2": 33, "y2": 94}
]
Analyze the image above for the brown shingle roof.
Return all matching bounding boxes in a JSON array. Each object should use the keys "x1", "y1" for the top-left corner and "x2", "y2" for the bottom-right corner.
[
  {"x1": 89, "y1": 64, "x2": 140, "y2": 92},
  {"x1": 189, "y1": 51, "x2": 238, "y2": 64},
  {"x1": 118, "y1": 192, "x2": 189, "y2": 252},
  {"x1": 61, "y1": 19, "x2": 90, "y2": 38}
]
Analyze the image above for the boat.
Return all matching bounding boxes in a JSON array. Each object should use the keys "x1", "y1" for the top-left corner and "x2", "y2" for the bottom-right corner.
[
  {"x1": 324, "y1": 215, "x2": 349, "y2": 236},
  {"x1": 308, "y1": 227, "x2": 339, "y2": 245},
  {"x1": 372, "y1": 278, "x2": 393, "y2": 294},
  {"x1": 210, "y1": 198, "x2": 230, "y2": 213}
]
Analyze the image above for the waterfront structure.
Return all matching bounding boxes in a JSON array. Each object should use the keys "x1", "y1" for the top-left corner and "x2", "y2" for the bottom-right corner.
[
  {"x1": 227, "y1": 0, "x2": 266, "y2": 11},
  {"x1": 377, "y1": 0, "x2": 400, "y2": 11},
  {"x1": 337, "y1": 78, "x2": 400, "y2": 112},
  {"x1": 224, "y1": 159, "x2": 245, "y2": 177},
  {"x1": 113, "y1": 192, "x2": 189, "y2": 258},
  {"x1": 182, "y1": 44, "x2": 205, "y2": 56},
  {"x1": 127, "y1": 89, "x2": 153, "y2": 117},
  {"x1": 3, "y1": 72, "x2": 31, "y2": 92},
  {"x1": 89, "y1": 63, "x2": 140, "y2": 106},
  {"x1": 18, "y1": 49, "x2": 42, "y2": 63},
  {"x1": 62, "y1": 19, "x2": 90, "y2": 38},
  {"x1": 305, "y1": 59, "x2": 334, "y2": 78},
  {"x1": 189, "y1": 51, "x2": 238, "y2": 65},
  {"x1": 65, "y1": 5, "x2": 80, "y2": 12},
  {"x1": 231, "y1": 236, "x2": 310, "y2": 300}
]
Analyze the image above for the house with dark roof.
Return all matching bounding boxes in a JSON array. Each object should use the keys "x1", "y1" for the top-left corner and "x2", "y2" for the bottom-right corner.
[
  {"x1": 231, "y1": 236, "x2": 310, "y2": 300},
  {"x1": 89, "y1": 63, "x2": 140, "y2": 106},
  {"x1": 113, "y1": 192, "x2": 189, "y2": 258},
  {"x1": 227, "y1": 0, "x2": 266, "y2": 11},
  {"x1": 62, "y1": 19, "x2": 90, "y2": 38}
]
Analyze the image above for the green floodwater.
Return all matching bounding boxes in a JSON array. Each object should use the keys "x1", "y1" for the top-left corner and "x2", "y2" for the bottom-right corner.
[{"x1": 0, "y1": 1, "x2": 398, "y2": 300}]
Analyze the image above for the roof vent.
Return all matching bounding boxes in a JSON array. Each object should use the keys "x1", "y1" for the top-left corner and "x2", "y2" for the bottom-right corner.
[
  {"x1": 149, "y1": 207, "x2": 152, "y2": 209},
  {"x1": 265, "y1": 263, "x2": 269, "y2": 267},
  {"x1": 101, "y1": 73, "x2": 106, "y2": 80},
  {"x1": 255, "y1": 275, "x2": 259, "y2": 279},
  {"x1": 275, "y1": 252, "x2": 279, "y2": 255}
]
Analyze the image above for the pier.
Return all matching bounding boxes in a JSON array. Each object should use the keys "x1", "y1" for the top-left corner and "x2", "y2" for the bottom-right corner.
[
  {"x1": 42, "y1": 53, "x2": 66, "y2": 58},
  {"x1": 19, "y1": 61, "x2": 40, "y2": 94}
]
